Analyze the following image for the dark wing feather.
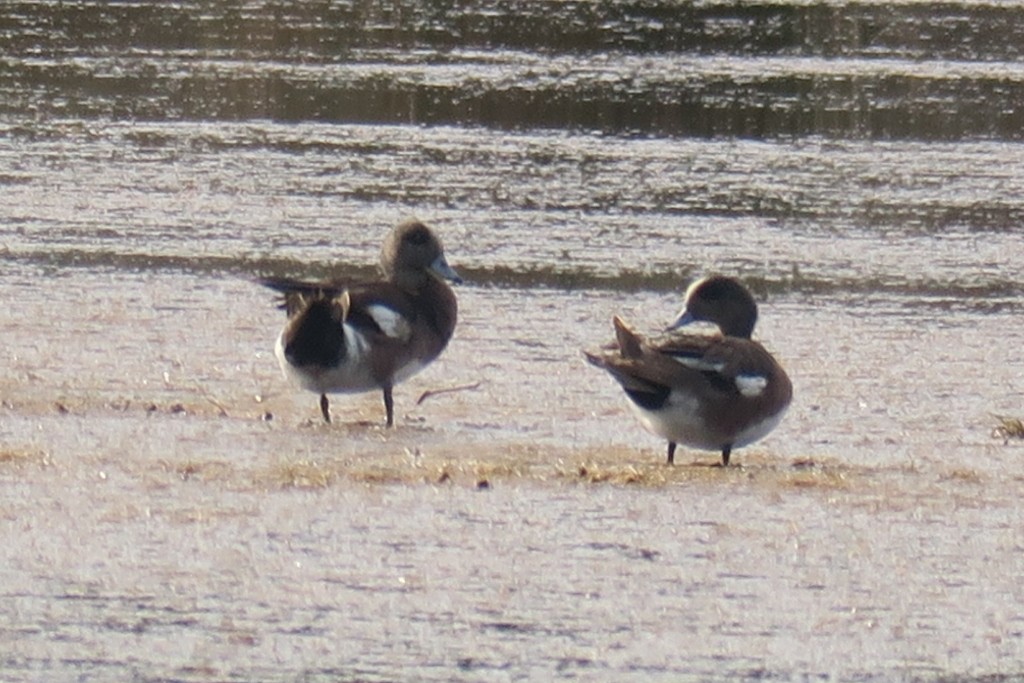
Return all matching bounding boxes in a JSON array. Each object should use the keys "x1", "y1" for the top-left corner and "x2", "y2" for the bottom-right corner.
[
  {"x1": 258, "y1": 276, "x2": 350, "y2": 316},
  {"x1": 589, "y1": 325, "x2": 750, "y2": 394},
  {"x1": 653, "y1": 333, "x2": 771, "y2": 394}
]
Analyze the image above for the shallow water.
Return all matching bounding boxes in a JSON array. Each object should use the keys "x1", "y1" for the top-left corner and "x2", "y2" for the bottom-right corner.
[{"x1": 2, "y1": 1, "x2": 1024, "y2": 681}]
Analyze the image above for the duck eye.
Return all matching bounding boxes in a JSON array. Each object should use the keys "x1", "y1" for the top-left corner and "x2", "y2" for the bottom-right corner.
[
  {"x1": 404, "y1": 225, "x2": 430, "y2": 245},
  {"x1": 702, "y1": 283, "x2": 727, "y2": 300}
]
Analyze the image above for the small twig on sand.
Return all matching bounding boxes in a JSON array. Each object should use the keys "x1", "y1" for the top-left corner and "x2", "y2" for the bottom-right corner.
[
  {"x1": 416, "y1": 381, "x2": 483, "y2": 406},
  {"x1": 197, "y1": 390, "x2": 230, "y2": 417},
  {"x1": 207, "y1": 397, "x2": 230, "y2": 417}
]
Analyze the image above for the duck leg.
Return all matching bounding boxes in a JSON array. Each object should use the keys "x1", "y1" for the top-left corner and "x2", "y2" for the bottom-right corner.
[
  {"x1": 383, "y1": 386, "x2": 395, "y2": 427},
  {"x1": 721, "y1": 445, "x2": 732, "y2": 467},
  {"x1": 319, "y1": 394, "x2": 331, "y2": 423},
  {"x1": 666, "y1": 441, "x2": 677, "y2": 465}
]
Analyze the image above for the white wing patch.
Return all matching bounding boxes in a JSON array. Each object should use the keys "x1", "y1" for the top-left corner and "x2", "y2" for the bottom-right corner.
[
  {"x1": 735, "y1": 373, "x2": 768, "y2": 397},
  {"x1": 365, "y1": 305, "x2": 412, "y2": 341},
  {"x1": 670, "y1": 355, "x2": 725, "y2": 373}
]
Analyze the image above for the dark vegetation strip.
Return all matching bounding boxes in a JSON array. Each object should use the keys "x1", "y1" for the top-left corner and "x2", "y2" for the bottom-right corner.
[{"x1": 3, "y1": 247, "x2": 1022, "y2": 312}]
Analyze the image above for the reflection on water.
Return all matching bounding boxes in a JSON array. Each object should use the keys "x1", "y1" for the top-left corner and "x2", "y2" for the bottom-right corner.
[
  {"x1": 2, "y1": 119, "x2": 1022, "y2": 312},
  {"x1": 5, "y1": 1, "x2": 1024, "y2": 137},
  {"x1": 2, "y1": 1, "x2": 1024, "y2": 681}
]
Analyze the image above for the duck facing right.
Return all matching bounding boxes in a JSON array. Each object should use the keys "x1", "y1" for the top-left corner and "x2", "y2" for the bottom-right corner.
[{"x1": 584, "y1": 275, "x2": 792, "y2": 466}]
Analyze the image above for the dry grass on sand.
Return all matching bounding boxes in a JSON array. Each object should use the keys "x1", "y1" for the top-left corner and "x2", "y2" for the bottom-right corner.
[
  {"x1": 992, "y1": 414, "x2": 1024, "y2": 443},
  {"x1": 242, "y1": 443, "x2": 863, "y2": 495}
]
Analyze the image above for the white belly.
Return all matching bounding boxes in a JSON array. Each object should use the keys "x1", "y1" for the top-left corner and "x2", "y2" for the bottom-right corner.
[
  {"x1": 274, "y1": 330, "x2": 426, "y2": 395},
  {"x1": 628, "y1": 389, "x2": 787, "y2": 451},
  {"x1": 629, "y1": 391, "x2": 722, "y2": 451}
]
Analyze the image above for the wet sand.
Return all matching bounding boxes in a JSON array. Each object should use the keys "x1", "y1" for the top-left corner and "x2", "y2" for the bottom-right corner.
[
  {"x1": 4, "y1": 0, "x2": 1024, "y2": 677},
  {"x1": 2, "y1": 272, "x2": 1023, "y2": 681}
]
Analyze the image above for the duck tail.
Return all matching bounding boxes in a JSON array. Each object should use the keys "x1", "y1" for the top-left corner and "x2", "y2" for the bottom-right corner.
[
  {"x1": 582, "y1": 349, "x2": 606, "y2": 369},
  {"x1": 281, "y1": 291, "x2": 349, "y2": 368},
  {"x1": 612, "y1": 316, "x2": 644, "y2": 359}
]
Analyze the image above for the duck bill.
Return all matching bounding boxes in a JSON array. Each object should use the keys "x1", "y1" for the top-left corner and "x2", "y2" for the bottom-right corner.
[
  {"x1": 430, "y1": 255, "x2": 463, "y2": 284},
  {"x1": 666, "y1": 309, "x2": 695, "y2": 331}
]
